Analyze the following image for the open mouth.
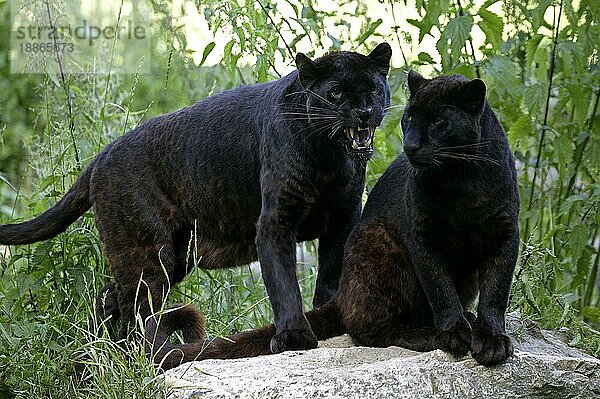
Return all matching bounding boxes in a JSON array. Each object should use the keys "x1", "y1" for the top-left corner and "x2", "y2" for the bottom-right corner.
[{"x1": 344, "y1": 126, "x2": 375, "y2": 155}]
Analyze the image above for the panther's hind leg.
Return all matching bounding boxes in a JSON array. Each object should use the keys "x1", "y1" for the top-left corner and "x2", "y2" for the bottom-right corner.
[
  {"x1": 340, "y1": 217, "x2": 436, "y2": 352},
  {"x1": 107, "y1": 237, "x2": 205, "y2": 367},
  {"x1": 105, "y1": 240, "x2": 178, "y2": 341}
]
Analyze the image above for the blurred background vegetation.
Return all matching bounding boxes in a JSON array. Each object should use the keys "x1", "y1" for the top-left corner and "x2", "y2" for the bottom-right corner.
[{"x1": 0, "y1": 0, "x2": 598, "y2": 397}]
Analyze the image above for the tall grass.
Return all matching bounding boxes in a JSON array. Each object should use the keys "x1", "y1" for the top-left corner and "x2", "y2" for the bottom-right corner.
[{"x1": 0, "y1": 0, "x2": 599, "y2": 397}]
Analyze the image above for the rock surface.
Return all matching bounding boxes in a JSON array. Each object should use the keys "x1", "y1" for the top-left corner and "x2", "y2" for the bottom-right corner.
[{"x1": 162, "y1": 313, "x2": 600, "y2": 398}]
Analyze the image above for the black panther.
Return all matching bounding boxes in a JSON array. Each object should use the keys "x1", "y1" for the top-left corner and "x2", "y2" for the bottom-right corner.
[{"x1": 0, "y1": 43, "x2": 393, "y2": 367}]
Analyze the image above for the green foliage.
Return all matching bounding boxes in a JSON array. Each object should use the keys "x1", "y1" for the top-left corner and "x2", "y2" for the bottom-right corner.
[{"x1": 0, "y1": 0, "x2": 598, "y2": 396}]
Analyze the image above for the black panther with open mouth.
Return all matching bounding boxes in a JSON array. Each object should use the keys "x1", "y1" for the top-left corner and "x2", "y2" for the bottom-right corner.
[
  {"x1": 0, "y1": 42, "x2": 392, "y2": 371},
  {"x1": 289, "y1": 44, "x2": 391, "y2": 163}
]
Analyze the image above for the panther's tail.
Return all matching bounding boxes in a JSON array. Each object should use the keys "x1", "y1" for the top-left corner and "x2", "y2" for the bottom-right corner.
[
  {"x1": 0, "y1": 163, "x2": 94, "y2": 245},
  {"x1": 147, "y1": 300, "x2": 345, "y2": 370}
]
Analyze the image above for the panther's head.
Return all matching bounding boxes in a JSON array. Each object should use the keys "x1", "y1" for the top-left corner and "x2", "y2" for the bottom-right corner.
[
  {"x1": 401, "y1": 71, "x2": 489, "y2": 169},
  {"x1": 289, "y1": 43, "x2": 392, "y2": 162}
]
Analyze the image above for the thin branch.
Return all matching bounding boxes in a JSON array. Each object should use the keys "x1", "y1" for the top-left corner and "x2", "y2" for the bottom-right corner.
[
  {"x1": 565, "y1": 88, "x2": 600, "y2": 196},
  {"x1": 266, "y1": 58, "x2": 282, "y2": 78},
  {"x1": 467, "y1": 38, "x2": 480, "y2": 78},
  {"x1": 257, "y1": 0, "x2": 294, "y2": 59},
  {"x1": 100, "y1": 0, "x2": 125, "y2": 136},
  {"x1": 162, "y1": 49, "x2": 173, "y2": 115},
  {"x1": 44, "y1": 0, "x2": 80, "y2": 170},
  {"x1": 456, "y1": 0, "x2": 480, "y2": 77},
  {"x1": 523, "y1": 0, "x2": 564, "y2": 241},
  {"x1": 389, "y1": 1, "x2": 409, "y2": 66},
  {"x1": 584, "y1": 229, "x2": 600, "y2": 307}
]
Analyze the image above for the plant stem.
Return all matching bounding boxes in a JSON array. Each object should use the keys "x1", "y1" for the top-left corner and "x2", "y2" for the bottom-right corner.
[
  {"x1": 456, "y1": 0, "x2": 480, "y2": 77},
  {"x1": 468, "y1": 38, "x2": 480, "y2": 78},
  {"x1": 523, "y1": 0, "x2": 564, "y2": 242},
  {"x1": 162, "y1": 49, "x2": 173, "y2": 115},
  {"x1": 257, "y1": 0, "x2": 294, "y2": 59},
  {"x1": 565, "y1": 88, "x2": 600, "y2": 197},
  {"x1": 100, "y1": 0, "x2": 124, "y2": 142},
  {"x1": 389, "y1": 1, "x2": 409, "y2": 66},
  {"x1": 583, "y1": 226, "x2": 599, "y2": 307},
  {"x1": 44, "y1": 0, "x2": 80, "y2": 170}
]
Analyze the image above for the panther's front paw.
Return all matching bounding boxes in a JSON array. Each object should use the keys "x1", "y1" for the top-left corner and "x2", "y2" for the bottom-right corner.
[
  {"x1": 270, "y1": 327, "x2": 318, "y2": 354},
  {"x1": 471, "y1": 318, "x2": 513, "y2": 366},
  {"x1": 434, "y1": 315, "x2": 472, "y2": 358}
]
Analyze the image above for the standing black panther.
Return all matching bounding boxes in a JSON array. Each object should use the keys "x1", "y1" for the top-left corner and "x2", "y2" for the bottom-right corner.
[{"x1": 0, "y1": 43, "x2": 392, "y2": 364}]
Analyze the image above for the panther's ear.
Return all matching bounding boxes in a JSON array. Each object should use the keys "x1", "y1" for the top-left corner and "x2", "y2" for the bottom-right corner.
[
  {"x1": 295, "y1": 53, "x2": 319, "y2": 85},
  {"x1": 457, "y1": 79, "x2": 487, "y2": 113},
  {"x1": 407, "y1": 70, "x2": 427, "y2": 94},
  {"x1": 368, "y1": 42, "x2": 392, "y2": 75}
]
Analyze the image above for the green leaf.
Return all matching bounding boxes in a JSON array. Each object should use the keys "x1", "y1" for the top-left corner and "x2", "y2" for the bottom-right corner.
[
  {"x1": 582, "y1": 306, "x2": 600, "y2": 323},
  {"x1": 481, "y1": 0, "x2": 501, "y2": 7},
  {"x1": 478, "y1": 9, "x2": 503, "y2": 49},
  {"x1": 507, "y1": 115, "x2": 533, "y2": 150},
  {"x1": 199, "y1": 42, "x2": 216, "y2": 67},
  {"x1": 223, "y1": 39, "x2": 234, "y2": 61},
  {"x1": 558, "y1": 41, "x2": 586, "y2": 74},
  {"x1": 441, "y1": 14, "x2": 474, "y2": 58},
  {"x1": 301, "y1": 5, "x2": 316, "y2": 19},
  {"x1": 290, "y1": 33, "x2": 306, "y2": 49},
  {"x1": 530, "y1": 0, "x2": 553, "y2": 31},
  {"x1": 327, "y1": 33, "x2": 341, "y2": 50},
  {"x1": 417, "y1": 52, "x2": 435, "y2": 64},
  {"x1": 574, "y1": 248, "x2": 593, "y2": 288},
  {"x1": 523, "y1": 82, "x2": 548, "y2": 116},
  {"x1": 525, "y1": 34, "x2": 544, "y2": 70},
  {"x1": 408, "y1": 0, "x2": 451, "y2": 42},
  {"x1": 203, "y1": 7, "x2": 213, "y2": 21},
  {"x1": 481, "y1": 55, "x2": 519, "y2": 95},
  {"x1": 565, "y1": 84, "x2": 593, "y2": 128},
  {"x1": 568, "y1": 224, "x2": 590, "y2": 258},
  {"x1": 447, "y1": 62, "x2": 476, "y2": 78},
  {"x1": 553, "y1": 132, "x2": 575, "y2": 167},
  {"x1": 356, "y1": 19, "x2": 383, "y2": 47},
  {"x1": 559, "y1": 194, "x2": 586, "y2": 216},
  {"x1": 406, "y1": 19, "x2": 424, "y2": 32}
]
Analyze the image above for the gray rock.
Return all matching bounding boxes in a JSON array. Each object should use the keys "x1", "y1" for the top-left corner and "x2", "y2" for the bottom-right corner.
[{"x1": 162, "y1": 313, "x2": 600, "y2": 399}]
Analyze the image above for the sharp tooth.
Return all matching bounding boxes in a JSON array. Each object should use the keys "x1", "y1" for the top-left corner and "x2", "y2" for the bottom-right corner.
[
  {"x1": 346, "y1": 128, "x2": 353, "y2": 140},
  {"x1": 365, "y1": 139, "x2": 372, "y2": 147},
  {"x1": 352, "y1": 140, "x2": 359, "y2": 149}
]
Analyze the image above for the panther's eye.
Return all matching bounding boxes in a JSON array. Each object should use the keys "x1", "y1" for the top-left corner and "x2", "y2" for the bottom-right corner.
[
  {"x1": 330, "y1": 87, "x2": 342, "y2": 100},
  {"x1": 403, "y1": 113, "x2": 412, "y2": 124},
  {"x1": 371, "y1": 86, "x2": 382, "y2": 95}
]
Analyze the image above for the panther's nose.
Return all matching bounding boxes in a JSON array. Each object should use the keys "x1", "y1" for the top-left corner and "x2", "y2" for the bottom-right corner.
[
  {"x1": 403, "y1": 142, "x2": 420, "y2": 157},
  {"x1": 355, "y1": 107, "x2": 372, "y2": 126},
  {"x1": 403, "y1": 131, "x2": 421, "y2": 157}
]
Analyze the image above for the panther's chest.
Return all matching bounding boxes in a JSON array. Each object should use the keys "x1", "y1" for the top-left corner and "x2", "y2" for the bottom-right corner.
[
  {"x1": 295, "y1": 202, "x2": 330, "y2": 241},
  {"x1": 420, "y1": 212, "x2": 508, "y2": 264}
]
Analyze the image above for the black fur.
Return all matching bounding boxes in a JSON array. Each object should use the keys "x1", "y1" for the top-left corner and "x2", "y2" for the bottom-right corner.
[
  {"x1": 187, "y1": 71, "x2": 520, "y2": 367},
  {"x1": 0, "y1": 44, "x2": 392, "y2": 366},
  {"x1": 337, "y1": 72, "x2": 519, "y2": 366}
]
